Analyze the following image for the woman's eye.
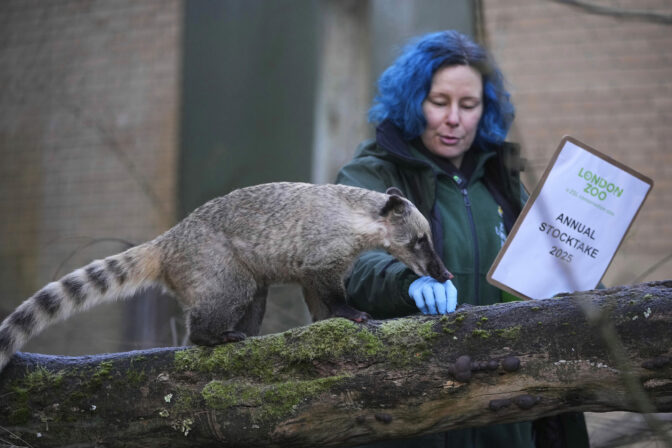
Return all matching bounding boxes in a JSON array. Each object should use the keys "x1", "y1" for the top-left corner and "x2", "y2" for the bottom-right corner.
[{"x1": 461, "y1": 101, "x2": 481, "y2": 110}]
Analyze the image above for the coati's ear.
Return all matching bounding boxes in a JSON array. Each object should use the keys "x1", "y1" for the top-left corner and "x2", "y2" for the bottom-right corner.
[
  {"x1": 380, "y1": 193, "x2": 407, "y2": 217},
  {"x1": 385, "y1": 187, "x2": 405, "y2": 198}
]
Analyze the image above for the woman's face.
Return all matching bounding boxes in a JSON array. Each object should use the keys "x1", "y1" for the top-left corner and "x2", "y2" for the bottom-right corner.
[{"x1": 420, "y1": 64, "x2": 483, "y2": 168}]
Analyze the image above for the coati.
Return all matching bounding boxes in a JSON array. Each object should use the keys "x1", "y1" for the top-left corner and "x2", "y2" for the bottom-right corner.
[{"x1": 0, "y1": 182, "x2": 451, "y2": 371}]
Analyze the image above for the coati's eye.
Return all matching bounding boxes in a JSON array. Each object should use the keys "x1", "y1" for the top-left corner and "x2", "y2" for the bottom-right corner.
[{"x1": 411, "y1": 234, "x2": 428, "y2": 250}]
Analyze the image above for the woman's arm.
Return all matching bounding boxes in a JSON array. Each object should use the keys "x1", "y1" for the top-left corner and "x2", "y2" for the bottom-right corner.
[{"x1": 336, "y1": 156, "x2": 420, "y2": 318}]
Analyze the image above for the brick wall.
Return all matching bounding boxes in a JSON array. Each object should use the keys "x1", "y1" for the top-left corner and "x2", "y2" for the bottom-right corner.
[
  {"x1": 482, "y1": 0, "x2": 672, "y2": 286},
  {"x1": 0, "y1": 0, "x2": 182, "y2": 354}
]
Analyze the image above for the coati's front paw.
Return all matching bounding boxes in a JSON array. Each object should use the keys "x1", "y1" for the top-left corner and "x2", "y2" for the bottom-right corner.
[
  {"x1": 189, "y1": 330, "x2": 247, "y2": 347},
  {"x1": 349, "y1": 311, "x2": 371, "y2": 323},
  {"x1": 331, "y1": 304, "x2": 371, "y2": 323}
]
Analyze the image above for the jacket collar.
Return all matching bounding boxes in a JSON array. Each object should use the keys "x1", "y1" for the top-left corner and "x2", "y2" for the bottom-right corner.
[
  {"x1": 376, "y1": 120, "x2": 497, "y2": 187},
  {"x1": 375, "y1": 120, "x2": 423, "y2": 163},
  {"x1": 373, "y1": 120, "x2": 524, "y2": 233}
]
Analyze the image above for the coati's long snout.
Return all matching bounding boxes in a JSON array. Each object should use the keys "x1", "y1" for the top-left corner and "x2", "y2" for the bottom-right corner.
[{"x1": 425, "y1": 253, "x2": 453, "y2": 283}]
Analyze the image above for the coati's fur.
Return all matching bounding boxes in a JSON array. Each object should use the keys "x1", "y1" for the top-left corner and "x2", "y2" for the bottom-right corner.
[{"x1": 0, "y1": 182, "x2": 451, "y2": 371}]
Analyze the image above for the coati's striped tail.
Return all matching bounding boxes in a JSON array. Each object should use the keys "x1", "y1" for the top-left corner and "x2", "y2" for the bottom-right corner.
[{"x1": 0, "y1": 243, "x2": 163, "y2": 372}]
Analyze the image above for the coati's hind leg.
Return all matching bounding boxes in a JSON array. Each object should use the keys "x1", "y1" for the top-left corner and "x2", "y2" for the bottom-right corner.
[
  {"x1": 232, "y1": 286, "x2": 267, "y2": 337},
  {"x1": 187, "y1": 302, "x2": 247, "y2": 346},
  {"x1": 186, "y1": 275, "x2": 266, "y2": 346},
  {"x1": 301, "y1": 280, "x2": 370, "y2": 323}
]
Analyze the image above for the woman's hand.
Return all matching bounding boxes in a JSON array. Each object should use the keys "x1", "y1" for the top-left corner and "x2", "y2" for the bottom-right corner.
[{"x1": 408, "y1": 276, "x2": 458, "y2": 314}]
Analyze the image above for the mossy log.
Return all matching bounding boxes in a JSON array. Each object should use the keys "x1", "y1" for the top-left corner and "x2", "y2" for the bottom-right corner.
[{"x1": 1, "y1": 281, "x2": 671, "y2": 447}]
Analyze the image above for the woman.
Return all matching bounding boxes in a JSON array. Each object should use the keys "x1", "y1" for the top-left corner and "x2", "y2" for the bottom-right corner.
[{"x1": 336, "y1": 30, "x2": 588, "y2": 448}]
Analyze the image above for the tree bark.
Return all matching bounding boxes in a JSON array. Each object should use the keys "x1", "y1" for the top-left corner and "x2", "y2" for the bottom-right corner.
[{"x1": 1, "y1": 281, "x2": 671, "y2": 447}]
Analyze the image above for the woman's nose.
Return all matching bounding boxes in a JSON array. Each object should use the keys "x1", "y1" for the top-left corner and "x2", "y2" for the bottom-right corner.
[{"x1": 445, "y1": 105, "x2": 460, "y2": 126}]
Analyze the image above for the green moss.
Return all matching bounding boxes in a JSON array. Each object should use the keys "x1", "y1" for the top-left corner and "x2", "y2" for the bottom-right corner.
[
  {"x1": 86, "y1": 360, "x2": 115, "y2": 390},
  {"x1": 67, "y1": 391, "x2": 88, "y2": 404},
  {"x1": 440, "y1": 312, "x2": 468, "y2": 335},
  {"x1": 494, "y1": 325, "x2": 522, "y2": 339},
  {"x1": 22, "y1": 366, "x2": 64, "y2": 390},
  {"x1": 175, "y1": 318, "x2": 383, "y2": 380},
  {"x1": 6, "y1": 367, "x2": 65, "y2": 424},
  {"x1": 201, "y1": 375, "x2": 347, "y2": 421},
  {"x1": 7, "y1": 377, "x2": 32, "y2": 424},
  {"x1": 380, "y1": 318, "x2": 426, "y2": 340},
  {"x1": 379, "y1": 318, "x2": 439, "y2": 365},
  {"x1": 177, "y1": 316, "x2": 451, "y2": 381},
  {"x1": 471, "y1": 329, "x2": 491, "y2": 339},
  {"x1": 418, "y1": 321, "x2": 440, "y2": 341},
  {"x1": 126, "y1": 369, "x2": 146, "y2": 385},
  {"x1": 8, "y1": 407, "x2": 31, "y2": 425},
  {"x1": 93, "y1": 361, "x2": 113, "y2": 382},
  {"x1": 175, "y1": 332, "x2": 290, "y2": 380},
  {"x1": 285, "y1": 318, "x2": 383, "y2": 361},
  {"x1": 172, "y1": 389, "x2": 196, "y2": 413},
  {"x1": 202, "y1": 381, "x2": 248, "y2": 408}
]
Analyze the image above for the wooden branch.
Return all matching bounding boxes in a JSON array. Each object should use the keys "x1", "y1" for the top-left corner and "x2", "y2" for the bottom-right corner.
[{"x1": 1, "y1": 281, "x2": 671, "y2": 447}]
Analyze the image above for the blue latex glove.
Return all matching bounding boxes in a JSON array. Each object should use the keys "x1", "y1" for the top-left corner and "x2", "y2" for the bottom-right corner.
[{"x1": 408, "y1": 276, "x2": 458, "y2": 315}]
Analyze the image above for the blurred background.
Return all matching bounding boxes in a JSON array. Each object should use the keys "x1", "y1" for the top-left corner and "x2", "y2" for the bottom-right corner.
[{"x1": 1, "y1": 0, "x2": 670, "y2": 445}]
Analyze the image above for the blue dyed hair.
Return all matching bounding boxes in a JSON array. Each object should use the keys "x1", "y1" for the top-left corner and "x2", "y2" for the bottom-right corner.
[{"x1": 369, "y1": 30, "x2": 514, "y2": 147}]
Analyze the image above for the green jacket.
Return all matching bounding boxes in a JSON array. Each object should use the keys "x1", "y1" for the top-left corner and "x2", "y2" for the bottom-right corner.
[
  {"x1": 336, "y1": 120, "x2": 525, "y2": 315},
  {"x1": 335, "y1": 121, "x2": 588, "y2": 448}
]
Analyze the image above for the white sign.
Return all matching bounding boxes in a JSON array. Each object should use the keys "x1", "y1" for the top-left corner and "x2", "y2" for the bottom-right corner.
[{"x1": 487, "y1": 137, "x2": 653, "y2": 300}]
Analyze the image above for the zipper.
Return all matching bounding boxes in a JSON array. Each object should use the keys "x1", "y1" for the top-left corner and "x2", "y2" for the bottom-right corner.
[{"x1": 460, "y1": 185, "x2": 481, "y2": 305}]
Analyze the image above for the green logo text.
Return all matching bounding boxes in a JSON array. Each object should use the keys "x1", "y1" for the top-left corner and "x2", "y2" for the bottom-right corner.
[{"x1": 578, "y1": 167, "x2": 623, "y2": 201}]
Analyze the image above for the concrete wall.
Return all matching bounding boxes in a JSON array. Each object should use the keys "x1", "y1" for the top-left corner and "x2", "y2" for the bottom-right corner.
[{"x1": 0, "y1": 0, "x2": 182, "y2": 354}]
